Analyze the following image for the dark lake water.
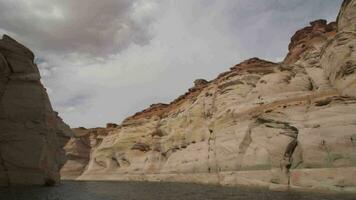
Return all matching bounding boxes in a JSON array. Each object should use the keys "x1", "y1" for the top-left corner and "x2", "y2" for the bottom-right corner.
[{"x1": 0, "y1": 181, "x2": 355, "y2": 200}]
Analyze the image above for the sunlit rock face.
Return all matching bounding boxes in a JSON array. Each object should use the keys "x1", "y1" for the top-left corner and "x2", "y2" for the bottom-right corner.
[
  {"x1": 0, "y1": 35, "x2": 72, "y2": 186},
  {"x1": 337, "y1": 0, "x2": 356, "y2": 32},
  {"x1": 63, "y1": 0, "x2": 356, "y2": 193}
]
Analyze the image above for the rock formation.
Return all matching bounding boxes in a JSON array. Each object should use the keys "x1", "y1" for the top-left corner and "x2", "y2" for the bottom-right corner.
[
  {"x1": 62, "y1": 0, "x2": 356, "y2": 193},
  {"x1": 0, "y1": 35, "x2": 72, "y2": 186},
  {"x1": 60, "y1": 125, "x2": 115, "y2": 179}
]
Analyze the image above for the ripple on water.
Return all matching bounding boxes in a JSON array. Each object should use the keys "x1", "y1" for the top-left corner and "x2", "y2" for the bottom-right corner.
[{"x1": 0, "y1": 181, "x2": 355, "y2": 200}]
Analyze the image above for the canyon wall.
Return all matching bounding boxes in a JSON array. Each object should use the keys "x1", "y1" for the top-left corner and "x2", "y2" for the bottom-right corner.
[
  {"x1": 60, "y1": 125, "x2": 116, "y2": 179},
  {"x1": 0, "y1": 35, "x2": 72, "y2": 186},
  {"x1": 62, "y1": 0, "x2": 356, "y2": 193}
]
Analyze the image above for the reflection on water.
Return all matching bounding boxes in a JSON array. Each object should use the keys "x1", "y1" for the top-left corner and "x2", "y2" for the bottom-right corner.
[{"x1": 0, "y1": 181, "x2": 355, "y2": 200}]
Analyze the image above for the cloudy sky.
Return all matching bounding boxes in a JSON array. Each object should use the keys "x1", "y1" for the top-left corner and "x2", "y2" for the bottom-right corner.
[{"x1": 0, "y1": 0, "x2": 342, "y2": 127}]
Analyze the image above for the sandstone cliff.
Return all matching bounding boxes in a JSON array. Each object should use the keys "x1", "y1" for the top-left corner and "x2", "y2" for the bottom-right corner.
[
  {"x1": 62, "y1": 0, "x2": 356, "y2": 193},
  {"x1": 60, "y1": 125, "x2": 116, "y2": 179},
  {"x1": 0, "y1": 35, "x2": 72, "y2": 186}
]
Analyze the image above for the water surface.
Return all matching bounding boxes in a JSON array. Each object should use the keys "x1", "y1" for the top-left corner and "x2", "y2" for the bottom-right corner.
[{"x1": 0, "y1": 181, "x2": 355, "y2": 200}]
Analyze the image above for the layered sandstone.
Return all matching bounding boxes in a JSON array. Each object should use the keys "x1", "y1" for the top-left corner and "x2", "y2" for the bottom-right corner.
[
  {"x1": 63, "y1": 0, "x2": 356, "y2": 193},
  {"x1": 0, "y1": 35, "x2": 72, "y2": 186},
  {"x1": 60, "y1": 125, "x2": 116, "y2": 179}
]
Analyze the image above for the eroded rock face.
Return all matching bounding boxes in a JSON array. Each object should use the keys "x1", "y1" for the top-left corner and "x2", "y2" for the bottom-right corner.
[
  {"x1": 337, "y1": 0, "x2": 356, "y2": 32},
  {"x1": 60, "y1": 127, "x2": 114, "y2": 179},
  {"x1": 63, "y1": 0, "x2": 356, "y2": 193},
  {"x1": 0, "y1": 35, "x2": 72, "y2": 186},
  {"x1": 284, "y1": 20, "x2": 337, "y2": 65}
]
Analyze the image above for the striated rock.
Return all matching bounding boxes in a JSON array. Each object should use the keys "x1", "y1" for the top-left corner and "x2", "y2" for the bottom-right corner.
[
  {"x1": 0, "y1": 35, "x2": 72, "y2": 186},
  {"x1": 131, "y1": 143, "x2": 151, "y2": 152},
  {"x1": 60, "y1": 127, "x2": 114, "y2": 179},
  {"x1": 284, "y1": 20, "x2": 337, "y2": 64},
  {"x1": 337, "y1": 0, "x2": 356, "y2": 32},
  {"x1": 62, "y1": 0, "x2": 356, "y2": 193}
]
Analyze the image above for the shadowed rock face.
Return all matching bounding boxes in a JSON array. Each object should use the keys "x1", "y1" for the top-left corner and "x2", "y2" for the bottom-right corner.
[
  {"x1": 60, "y1": 126, "x2": 114, "y2": 179},
  {"x1": 0, "y1": 35, "x2": 72, "y2": 186},
  {"x1": 62, "y1": 0, "x2": 356, "y2": 193}
]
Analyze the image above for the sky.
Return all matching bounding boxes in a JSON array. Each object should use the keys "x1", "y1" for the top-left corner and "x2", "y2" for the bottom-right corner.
[{"x1": 0, "y1": 0, "x2": 342, "y2": 128}]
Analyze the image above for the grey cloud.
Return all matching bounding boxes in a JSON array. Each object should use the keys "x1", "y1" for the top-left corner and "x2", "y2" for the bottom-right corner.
[{"x1": 0, "y1": 0, "x2": 159, "y2": 55}]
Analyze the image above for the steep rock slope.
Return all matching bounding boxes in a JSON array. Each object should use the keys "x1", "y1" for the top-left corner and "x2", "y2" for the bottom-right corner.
[
  {"x1": 0, "y1": 35, "x2": 72, "y2": 186},
  {"x1": 60, "y1": 125, "x2": 116, "y2": 179},
  {"x1": 63, "y1": 0, "x2": 356, "y2": 192}
]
